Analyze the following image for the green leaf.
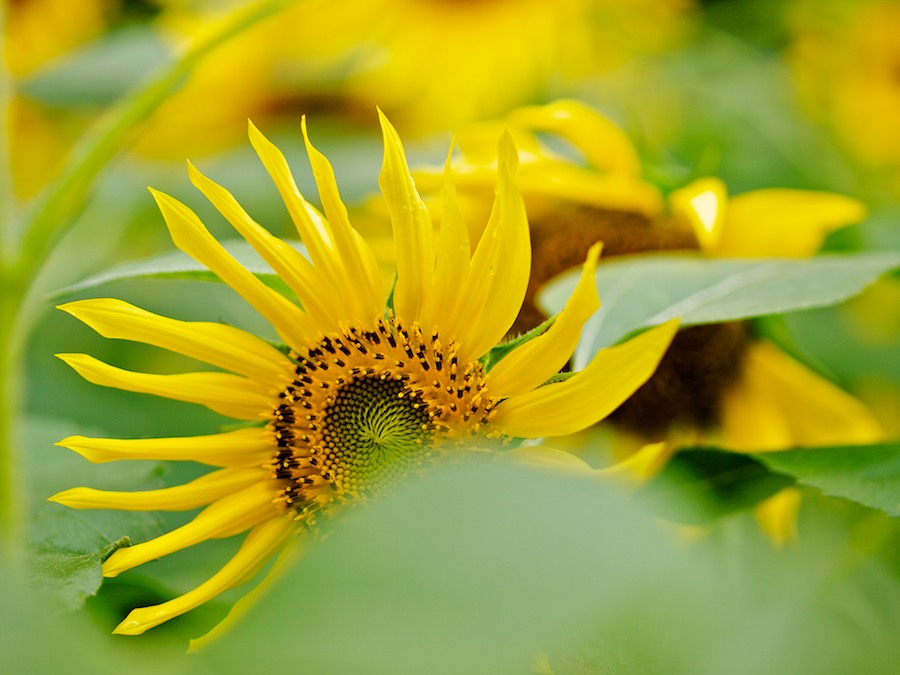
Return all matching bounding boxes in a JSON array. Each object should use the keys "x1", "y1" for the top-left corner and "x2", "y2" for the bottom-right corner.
[
  {"x1": 203, "y1": 457, "x2": 900, "y2": 674},
  {"x1": 49, "y1": 239, "x2": 308, "y2": 298},
  {"x1": 205, "y1": 460, "x2": 693, "y2": 674},
  {"x1": 23, "y1": 417, "x2": 168, "y2": 609},
  {"x1": 28, "y1": 537, "x2": 130, "y2": 611},
  {"x1": 538, "y1": 252, "x2": 900, "y2": 368},
  {"x1": 643, "y1": 448, "x2": 794, "y2": 523},
  {"x1": 754, "y1": 442, "x2": 900, "y2": 517}
]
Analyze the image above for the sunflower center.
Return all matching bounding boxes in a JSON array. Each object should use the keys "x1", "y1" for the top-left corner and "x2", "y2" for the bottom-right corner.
[
  {"x1": 321, "y1": 376, "x2": 434, "y2": 494},
  {"x1": 269, "y1": 316, "x2": 496, "y2": 519}
]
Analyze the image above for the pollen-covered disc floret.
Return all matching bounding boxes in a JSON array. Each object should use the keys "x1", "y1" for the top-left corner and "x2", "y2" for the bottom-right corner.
[{"x1": 270, "y1": 315, "x2": 497, "y2": 517}]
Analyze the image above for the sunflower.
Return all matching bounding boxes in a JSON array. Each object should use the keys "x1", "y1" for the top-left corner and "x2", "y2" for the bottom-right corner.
[
  {"x1": 50, "y1": 111, "x2": 677, "y2": 635},
  {"x1": 4, "y1": 0, "x2": 114, "y2": 198},
  {"x1": 129, "y1": 0, "x2": 691, "y2": 153},
  {"x1": 290, "y1": 0, "x2": 691, "y2": 134},
  {"x1": 788, "y1": 0, "x2": 900, "y2": 181},
  {"x1": 413, "y1": 99, "x2": 883, "y2": 452}
]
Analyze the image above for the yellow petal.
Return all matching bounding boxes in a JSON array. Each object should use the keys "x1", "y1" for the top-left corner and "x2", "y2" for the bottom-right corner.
[
  {"x1": 48, "y1": 467, "x2": 265, "y2": 511},
  {"x1": 57, "y1": 353, "x2": 272, "y2": 420},
  {"x1": 517, "y1": 165, "x2": 663, "y2": 217},
  {"x1": 302, "y1": 116, "x2": 385, "y2": 323},
  {"x1": 454, "y1": 119, "x2": 541, "y2": 167},
  {"x1": 188, "y1": 545, "x2": 300, "y2": 651},
  {"x1": 247, "y1": 121, "x2": 343, "y2": 286},
  {"x1": 719, "y1": 341, "x2": 884, "y2": 451},
  {"x1": 669, "y1": 177, "x2": 728, "y2": 252},
  {"x1": 150, "y1": 188, "x2": 315, "y2": 348},
  {"x1": 56, "y1": 428, "x2": 271, "y2": 467},
  {"x1": 186, "y1": 162, "x2": 346, "y2": 332},
  {"x1": 487, "y1": 243, "x2": 602, "y2": 398},
  {"x1": 102, "y1": 482, "x2": 279, "y2": 578},
  {"x1": 454, "y1": 131, "x2": 531, "y2": 361},
  {"x1": 492, "y1": 319, "x2": 679, "y2": 438},
  {"x1": 418, "y1": 144, "x2": 472, "y2": 333},
  {"x1": 58, "y1": 298, "x2": 292, "y2": 386},
  {"x1": 112, "y1": 516, "x2": 294, "y2": 635},
  {"x1": 718, "y1": 189, "x2": 866, "y2": 257},
  {"x1": 503, "y1": 445, "x2": 598, "y2": 474},
  {"x1": 754, "y1": 487, "x2": 802, "y2": 549},
  {"x1": 597, "y1": 442, "x2": 675, "y2": 482},
  {"x1": 509, "y1": 99, "x2": 642, "y2": 176},
  {"x1": 377, "y1": 109, "x2": 435, "y2": 323}
]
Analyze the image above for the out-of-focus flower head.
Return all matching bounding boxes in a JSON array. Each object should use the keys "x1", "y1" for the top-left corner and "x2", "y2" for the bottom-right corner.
[
  {"x1": 285, "y1": 0, "x2": 694, "y2": 134},
  {"x1": 4, "y1": 0, "x2": 115, "y2": 198},
  {"x1": 129, "y1": 0, "x2": 694, "y2": 157},
  {"x1": 4, "y1": 0, "x2": 111, "y2": 77},
  {"x1": 788, "y1": 0, "x2": 900, "y2": 184}
]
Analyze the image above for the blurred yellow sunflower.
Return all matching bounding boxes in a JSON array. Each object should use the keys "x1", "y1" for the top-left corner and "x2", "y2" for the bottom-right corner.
[
  {"x1": 4, "y1": 0, "x2": 113, "y2": 198},
  {"x1": 295, "y1": 0, "x2": 692, "y2": 133},
  {"x1": 128, "y1": 0, "x2": 692, "y2": 156},
  {"x1": 788, "y1": 0, "x2": 900, "y2": 182},
  {"x1": 51, "y1": 111, "x2": 677, "y2": 635},
  {"x1": 415, "y1": 99, "x2": 883, "y2": 453}
]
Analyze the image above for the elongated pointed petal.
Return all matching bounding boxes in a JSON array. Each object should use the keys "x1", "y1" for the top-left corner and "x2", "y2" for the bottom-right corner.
[
  {"x1": 378, "y1": 109, "x2": 435, "y2": 323},
  {"x1": 187, "y1": 162, "x2": 345, "y2": 331},
  {"x1": 102, "y1": 483, "x2": 279, "y2": 578},
  {"x1": 517, "y1": 165, "x2": 663, "y2": 216},
  {"x1": 419, "y1": 143, "x2": 471, "y2": 332},
  {"x1": 58, "y1": 353, "x2": 272, "y2": 420},
  {"x1": 487, "y1": 243, "x2": 602, "y2": 398},
  {"x1": 56, "y1": 428, "x2": 271, "y2": 467},
  {"x1": 509, "y1": 99, "x2": 642, "y2": 175},
  {"x1": 492, "y1": 320, "x2": 679, "y2": 438},
  {"x1": 248, "y1": 121, "x2": 343, "y2": 284},
  {"x1": 670, "y1": 178, "x2": 728, "y2": 252},
  {"x1": 188, "y1": 546, "x2": 299, "y2": 652},
  {"x1": 596, "y1": 442, "x2": 674, "y2": 482},
  {"x1": 150, "y1": 188, "x2": 315, "y2": 348},
  {"x1": 719, "y1": 342, "x2": 883, "y2": 450},
  {"x1": 718, "y1": 189, "x2": 866, "y2": 257},
  {"x1": 302, "y1": 116, "x2": 385, "y2": 322},
  {"x1": 58, "y1": 298, "x2": 292, "y2": 386},
  {"x1": 454, "y1": 131, "x2": 531, "y2": 360},
  {"x1": 49, "y1": 468, "x2": 265, "y2": 511},
  {"x1": 112, "y1": 516, "x2": 294, "y2": 635}
]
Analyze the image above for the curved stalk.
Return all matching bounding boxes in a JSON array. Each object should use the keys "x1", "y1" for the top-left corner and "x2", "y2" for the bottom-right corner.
[{"x1": 0, "y1": 0, "x2": 298, "y2": 551}]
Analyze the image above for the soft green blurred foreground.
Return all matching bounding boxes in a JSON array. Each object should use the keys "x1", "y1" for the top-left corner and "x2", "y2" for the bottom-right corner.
[{"x1": 7, "y1": 458, "x2": 900, "y2": 674}]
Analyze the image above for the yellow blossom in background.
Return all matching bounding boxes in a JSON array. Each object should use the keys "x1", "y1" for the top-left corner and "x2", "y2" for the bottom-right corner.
[
  {"x1": 416, "y1": 99, "x2": 883, "y2": 454},
  {"x1": 123, "y1": 0, "x2": 694, "y2": 158},
  {"x1": 4, "y1": 0, "x2": 110, "y2": 77},
  {"x1": 788, "y1": 0, "x2": 900, "y2": 184},
  {"x1": 129, "y1": 1, "x2": 357, "y2": 158},
  {"x1": 286, "y1": 0, "x2": 693, "y2": 134},
  {"x1": 51, "y1": 112, "x2": 677, "y2": 635},
  {"x1": 3, "y1": 0, "x2": 113, "y2": 198}
]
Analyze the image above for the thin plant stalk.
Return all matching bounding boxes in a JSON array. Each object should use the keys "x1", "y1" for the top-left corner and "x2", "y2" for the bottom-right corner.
[{"x1": 0, "y1": 0, "x2": 298, "y2": 551}]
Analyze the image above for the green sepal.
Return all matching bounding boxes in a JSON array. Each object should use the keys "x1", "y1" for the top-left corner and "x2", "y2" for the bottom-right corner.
[{"x1": 479, "y1": 315, "x2": 556, "y2": 372}]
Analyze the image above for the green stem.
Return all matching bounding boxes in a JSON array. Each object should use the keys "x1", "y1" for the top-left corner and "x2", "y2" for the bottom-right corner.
[
  {"x1": 0, "y1": 0, "x2": 19, "y2": 552},
  {"x1": 0, "y1": 0, "x2": 298, "y2": 552},
  {"x1": 13, "y1": 0, "x2": 296, "y2": 283}
]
